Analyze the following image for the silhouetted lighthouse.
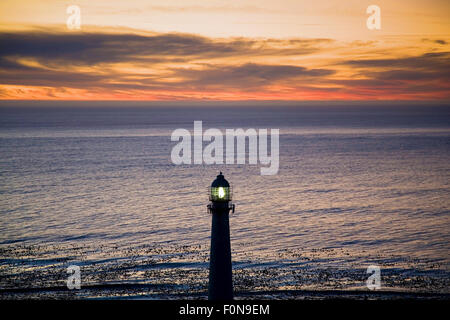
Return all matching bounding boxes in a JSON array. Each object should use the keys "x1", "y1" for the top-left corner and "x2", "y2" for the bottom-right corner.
[{"x1": 207, "y1": 172, "x2": 235, "y2": 301}]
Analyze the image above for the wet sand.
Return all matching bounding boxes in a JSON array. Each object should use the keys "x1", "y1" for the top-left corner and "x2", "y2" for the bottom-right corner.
[{"x1": 1, "y1": 243, "x2": 448, "y2": 299}]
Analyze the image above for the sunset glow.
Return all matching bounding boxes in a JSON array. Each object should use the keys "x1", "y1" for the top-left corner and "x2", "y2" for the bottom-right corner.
[{"x1": 0, "y1": 0, "x2": 449, "y2": 101}]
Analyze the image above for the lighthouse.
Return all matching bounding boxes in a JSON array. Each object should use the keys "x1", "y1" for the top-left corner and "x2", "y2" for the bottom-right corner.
[{"x1": 207, "y1": 172, "x2": 235, "y2": 301}]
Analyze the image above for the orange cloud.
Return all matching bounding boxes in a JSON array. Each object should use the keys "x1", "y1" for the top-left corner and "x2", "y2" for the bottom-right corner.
[{"x1": 0, "y1": 28, "x2": 449, "y2": 101}]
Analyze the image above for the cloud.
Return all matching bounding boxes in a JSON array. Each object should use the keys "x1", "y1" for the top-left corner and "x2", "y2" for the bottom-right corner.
[
  {"x1": 0, "y1": 29, "x2": 334, "y2": 93},
  {"x1": 0, "y1": 28, "x2": 448, "y2": 100},
  {"x1": 340, "y1": 52, "x2": 450, "y2": 89},
  {"x1": 0, "y1": 30, "x2": 329, "y2": 67},
  {"x1": 422, "y1": 38, "x2": 448, "y2": 45},
  {"x1": 329, "y1": 51, "x2": 450, "y2": 99},
  {"x1": 368, "y1": 69, "x2": 449, "y2": 81},
  {"x1": 173, "y1": 63, "x2": 335, "y2": 89},
  {"x1": 342, "y1": 52, "x2": 450, "y2": 70}
]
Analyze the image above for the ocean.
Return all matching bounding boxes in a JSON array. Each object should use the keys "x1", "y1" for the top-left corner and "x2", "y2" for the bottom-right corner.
[{"x1": 0, "y1": 103, "x2": 449, "y2": 299}]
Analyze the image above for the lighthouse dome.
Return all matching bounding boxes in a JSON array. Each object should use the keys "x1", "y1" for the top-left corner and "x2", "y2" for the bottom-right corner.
[
  {"x1": 211, "y1": 172, "x2": 230, "y2": 188},
  {"x1": 209, "y1": 172, "x2": 231, "y2": 201}
]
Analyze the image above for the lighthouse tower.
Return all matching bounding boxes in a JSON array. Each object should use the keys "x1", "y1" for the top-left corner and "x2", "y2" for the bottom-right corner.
[{"x1": 207, "y1": 172, "x2": 235, "y2": 301}]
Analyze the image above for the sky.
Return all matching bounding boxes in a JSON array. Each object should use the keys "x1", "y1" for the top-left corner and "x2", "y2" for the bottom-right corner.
[{"x1": 0, "y1": 0, "x2": 449, "y2": 101}]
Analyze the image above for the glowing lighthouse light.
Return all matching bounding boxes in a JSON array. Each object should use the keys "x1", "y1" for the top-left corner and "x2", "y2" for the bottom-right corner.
[
  {"x1": 209, "y1": 172, "x2": 232, "y2": 202},
  {"x1": 218, "y1": 187, "x2": 225, "y2": 199}
]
